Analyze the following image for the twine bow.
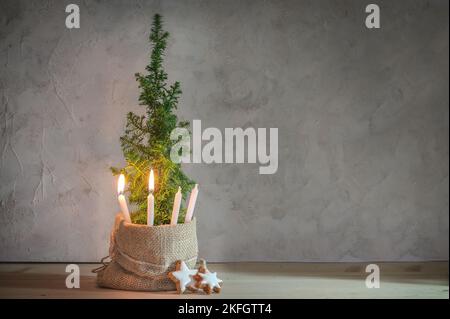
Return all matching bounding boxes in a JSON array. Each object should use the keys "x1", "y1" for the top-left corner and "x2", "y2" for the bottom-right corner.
[{"x1": 91, "y1": 255, "x2": 111, "y2": 273}]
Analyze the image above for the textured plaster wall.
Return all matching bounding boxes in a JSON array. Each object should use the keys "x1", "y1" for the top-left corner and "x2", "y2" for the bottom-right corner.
[{"x1": 0, "y1": 0, "x2": 448, "y2": 262}]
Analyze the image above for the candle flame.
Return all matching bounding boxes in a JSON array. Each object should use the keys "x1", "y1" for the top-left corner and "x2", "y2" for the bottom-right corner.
[
  {"x1": 118, "y1": 174, "x2": 125, "y2": 194},
  {"x1": 149, "y1": 169, "x2": 154, "y2": 192}
]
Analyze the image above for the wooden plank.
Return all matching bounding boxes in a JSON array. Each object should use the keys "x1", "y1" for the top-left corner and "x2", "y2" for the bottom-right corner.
[{"x1": 0, "y1": 262, "x2": 448, "y2": 299}]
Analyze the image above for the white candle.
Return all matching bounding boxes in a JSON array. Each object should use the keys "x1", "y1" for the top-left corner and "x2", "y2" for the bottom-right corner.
[
  {"x1": 171, "y1": 186, "x2": 182, "y2": 225},
  {"x1": 184, "y1": 184, "x2": 198, "y2": 223},
  {"x1": 117, "y1": 174, "x2": 131, "y2": 223},
  {"x1": 147, "y1": 169, "x2": 155, "y2": 226}
]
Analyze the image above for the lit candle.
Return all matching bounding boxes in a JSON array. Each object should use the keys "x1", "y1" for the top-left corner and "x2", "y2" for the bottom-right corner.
[
  {"x1": 147, "y1": 169, "x2": 155, "y2": 226},
  {"x1": 184, "y1": 184, "x2": 198, "y2": 223},
  {"x1": 117, "y1": 174, "x2": 131, "y2": 223},
  {"x1": 171, "y1": 186, "x2": 182, "y2": 225}
]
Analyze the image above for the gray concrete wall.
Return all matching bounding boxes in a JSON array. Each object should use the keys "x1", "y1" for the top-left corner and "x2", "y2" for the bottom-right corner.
[{"x1": 0, "y1": 0, "x2": 448, "y2": 262}]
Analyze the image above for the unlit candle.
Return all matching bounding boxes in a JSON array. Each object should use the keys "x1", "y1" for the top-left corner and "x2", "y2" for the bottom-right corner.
[
  {"x1": 184, "y1": 184, "x2": 198, "y2": 223},
  {"x1": 147, "y1": 169, "x2": 155, "y2": 226},
  {"x1": 171, "y1": 186, "x2": 182, "y2": 225}
]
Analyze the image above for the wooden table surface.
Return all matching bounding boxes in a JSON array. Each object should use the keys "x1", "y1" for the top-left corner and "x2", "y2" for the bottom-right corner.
[{"x1": 0, "y1": 262, "x2": 448, "y2": 299}]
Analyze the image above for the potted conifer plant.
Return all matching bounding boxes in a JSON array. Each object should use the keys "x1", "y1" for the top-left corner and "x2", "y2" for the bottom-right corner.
[{"x1": 96, "y1": 14, "x2": 198, "y2": 292}]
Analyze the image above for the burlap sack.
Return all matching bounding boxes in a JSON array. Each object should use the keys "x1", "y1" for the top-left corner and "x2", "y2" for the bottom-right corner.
[{"x1": 95, "y1": 214, "x2": 198, "y2": 291}]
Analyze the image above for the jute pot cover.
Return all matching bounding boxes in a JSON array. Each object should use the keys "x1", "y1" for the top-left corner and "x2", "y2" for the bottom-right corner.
[{"x1": 96, "y1": 214, "x2": 198, "y2": 291}]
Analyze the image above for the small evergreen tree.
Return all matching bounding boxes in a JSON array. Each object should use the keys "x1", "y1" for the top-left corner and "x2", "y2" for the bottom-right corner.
[{"x1": 112, "y1": 14, "x2": 195, "y2": 225}]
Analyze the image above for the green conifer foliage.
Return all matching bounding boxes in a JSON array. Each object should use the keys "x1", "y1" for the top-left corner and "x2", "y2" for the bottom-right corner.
[{"x1": 111, "y1": 14, "x2": 195, "y2": 225}]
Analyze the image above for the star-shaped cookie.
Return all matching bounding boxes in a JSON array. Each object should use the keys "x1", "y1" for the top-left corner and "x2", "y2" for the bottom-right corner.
[
  {"x1": 199, "y1": 271, "x2": 223, "y2": 294},
  {"x1": 168, "y1": 260, "x2": 197, "y2": 294}
]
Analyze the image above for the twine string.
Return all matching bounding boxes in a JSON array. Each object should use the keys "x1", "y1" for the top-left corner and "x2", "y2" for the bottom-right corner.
[{"x1": 91, "y1": 255, "x2": 111, "y2": 273}]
